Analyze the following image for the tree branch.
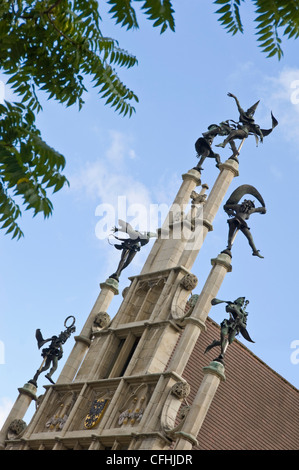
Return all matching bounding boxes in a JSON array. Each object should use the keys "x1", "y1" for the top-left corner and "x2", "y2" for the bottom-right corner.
[
  {"x1": 45, "y1": 0, "x2": 64, "y2": 14},
  {"x1": 46, "y1": 12, "x2": 77, "y2": 46}
]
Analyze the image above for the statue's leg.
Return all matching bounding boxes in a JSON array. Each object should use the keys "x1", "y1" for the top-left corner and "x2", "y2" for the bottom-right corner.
[
  {"x1": 241, "y1": 227, "x2": 264, "y2": 258},
  {"x1": 111, "y1": 249, "x2": 130, "y2": 279},
  {"x1": 215, "y1": 132, "x2": 234, "y2": 148},
  {"x1": 45, "y1": 357, "x2": 58, "y2": 384},
  {"x1": 214, "y1": 153, "x2": 221, "y2": 168},
  {"x1": 121, "y1": 250, "x2": 137, "y2": 271},
  {"x1": 219, "y1": 323, "x2": 229, "y2": 359},
  {"x1": 39, "y1": 357, "x2": 51, "y2": 374},
  {"x1": 220, "y1": 333, "x2": 227, "y2": 357},
  {"x1": 216, "y1": 130, "x2": 246, "y2": 149},
  {"x1": 228, "y1": 141, "x2": 239, "y2": 161},
  {"x1": 30, "y1": 357, "x2": 51, "y2": 385},
  {"x1": 227, "y1": 221, "x2": 237, "y2": 250},
  {"x1": 228, "y1": 329, "x2": 237, "y2": 344},
  {"x1": 31, "y1": 370, "x2": 41, "y2": 384},
  {"x1": 194, "y1": 155, "x2": 206, "y2": 171}
]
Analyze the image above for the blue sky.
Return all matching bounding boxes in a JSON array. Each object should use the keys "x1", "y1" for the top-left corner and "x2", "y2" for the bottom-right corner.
[{"x1": 1, "y1": 1, "x2": 299, "y2": 426}]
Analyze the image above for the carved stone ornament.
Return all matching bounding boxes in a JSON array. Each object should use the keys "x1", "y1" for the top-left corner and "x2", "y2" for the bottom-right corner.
[
  {"x1": 184, "y1": 294, "x2": 199, "y2": 316},
  {"x1": 136, "y1": 277, "x2": 167, "y2": 294},
  {"x1": 190, "y1": 190, "x2": 207, "y2": 205},
  {"x1": 7, "y1": 419, "x2": 27, "y2": 440},
  {"x1": 117, "y1": 383, "x2": 149, "y2": 428},
  {"x1": 92, "y1": 312, "x2": 111, "y2": 333},
  {"x1": 122, "y1": 286, "x2": 130, "y2": 298},
  {"x1": 45, "y1": 413, "x2": 68, "y2": 431},
  {"x1": 178, "y1": 404, "x2": 190, "y2": 421},
  {"x1": 171, "y1": 381, "x2": 191, "y2": 400},
  {"x1": 180, "y1": 273, "x2": 198, "y2": 291},
  {"x1": 160, "y1": 381, "x2": 191, "y2": 439},
  {"x1": 171, "y1": 275, "x2": 198, "y2": 320},
  {"x1": 118, "y1": 407, "x2": 144, "y2": 427},
  {"x1": 44, "y1": 391, "x2": 77, "y2": 432},
  {"x1": 173, "y1": 210, "x2": 184, "y2": 223}
]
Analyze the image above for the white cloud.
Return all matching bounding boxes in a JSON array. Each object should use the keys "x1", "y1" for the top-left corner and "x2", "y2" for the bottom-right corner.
[
  {"x1": 69, "y1": 129, "x2": 155, "y2": 235},
  {"x1": 105, "y1": 130, "x2": 135, "y2": 165},
  {"x1": 226, "y1": 63, "x2": 299, "y2": 148},
  {"x1": 259, "y1": 67, "x2": 299, "y2": 147},
  {"x1": 68, "y1": 129, "x2": 186, "y2": 279},
  {"x1": 0, "y1": 396, "x2": 13, "y2": 427}
]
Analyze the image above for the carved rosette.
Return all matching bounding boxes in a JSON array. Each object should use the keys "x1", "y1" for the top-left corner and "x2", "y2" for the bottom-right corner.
[
  {"x1": 7, "y1": 419, "x2": 27, "y2": 440},
  {"x1": 92, "y1": 312, "x2": 111, "y2": 333},
  {"x1": 171, "y1": 381, "x2": 191, "y2": 400},
  {"x1": 180, "y1": 273, "x2": 198, "y2": 291}
]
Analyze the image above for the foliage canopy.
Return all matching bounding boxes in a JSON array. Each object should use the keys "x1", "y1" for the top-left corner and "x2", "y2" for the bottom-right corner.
[
  {"x1": 214, "y1": 0, "x2": 299, "y2": 60},
  {"x1": 0, "y1": 0, "x2": 298, "y2": 238}
]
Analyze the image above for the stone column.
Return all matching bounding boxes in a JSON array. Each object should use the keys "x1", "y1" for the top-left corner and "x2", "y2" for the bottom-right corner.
[
  {"x1": 141, "y1": 169, "x2": 201, "y2": 274},
  {"x1": 203, "y1": 158, "x2": 239, "y2": 225},
  {"x1": 0, "y1": 382, "x2": 37, "y2": 449},
  {"x1": 174, "y1": 361, "x2": 226, "y2": 450},
  {"x1": 56, "y1": 278, "x2": 118, "y2": 384},
  {"x1": 131, "y1": 252, "x2": 231, "y2": 450},
  {"x1": 167, "y1": 252, "x2": 232, "y2": 375},
  {"x1": 178, "y1": 158, "x2": 239, "y2": 271}
]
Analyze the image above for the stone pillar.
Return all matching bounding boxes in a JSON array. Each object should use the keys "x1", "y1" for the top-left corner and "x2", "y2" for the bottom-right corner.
[
  {"x1": 56, "y1": 278, "x2": 118, "y2": 384},
  {"x1": 178, "y1": 158, "x2": 239, "y2": 271},
  {"x1": 167, "y1": 252, "x2": 232, "y2": 375},
  {"x1": 203, "y1": 158, "x2": 239, "y2": 224},
  {"x1": 174, "y1": 361, "x2": 226, "y2": 450},
  {"x1": 141, "y1": 169, "x2": 201, "y2": 274},
  {"x1": 0, "y1": 382, "x2": 37, "y2": 449},
  {"x1": 131, "y1": 252, "x2": 231, "y2": 450}
]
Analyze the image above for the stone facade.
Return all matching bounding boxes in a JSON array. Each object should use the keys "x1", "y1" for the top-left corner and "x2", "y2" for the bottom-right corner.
[{"x1": 1, "y1": 156, "x2": 298, "y2": 451}]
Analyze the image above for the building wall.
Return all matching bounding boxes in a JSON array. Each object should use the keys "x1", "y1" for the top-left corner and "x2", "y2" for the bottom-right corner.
[{"x1": 182, "y1": 318, "x2": 299, "y2": 450}]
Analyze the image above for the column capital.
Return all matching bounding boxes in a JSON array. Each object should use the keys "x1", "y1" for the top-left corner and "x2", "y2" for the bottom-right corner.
[
  {"x1": 203, "y1": 360, "x2": 226, "y2": 382},
  {"x1": 182, "y1": 169, "x2": 201, "y2": 185},
  {"x1": 211, "y1": 252, "x2": 232, "y2": 272},
  {"x1": 100, "y1": 278, "x2": 119, "y2": 295},
  {"x1": 218, "y1": 158, "x2": 239, "y2": 177},
  {"x1": 17, "y1": 382, "x2": 37, "y2": 400}
]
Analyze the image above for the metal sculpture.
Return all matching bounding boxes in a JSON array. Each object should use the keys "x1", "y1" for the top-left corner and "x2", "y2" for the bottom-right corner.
[
  {"x1": 29, "y1": 316, "x2": 76, "y2": 386},
  {"x1": 205, "y1": 297, "x2": 254, "y2": 363},
  {"x1": 222, "y1": 184, "x2": 266, "y2": 258},
  {"x1": 194, "y1": 92, "x2": 278, "y2": 171},
  {"x1": 109, "y1": 220, "x2": 156, "y2": 281}
]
